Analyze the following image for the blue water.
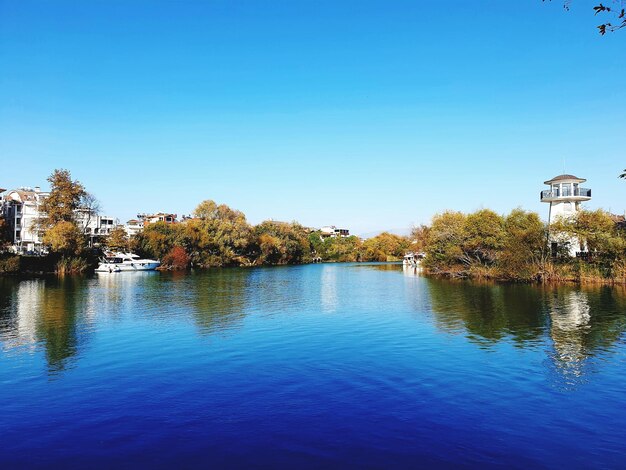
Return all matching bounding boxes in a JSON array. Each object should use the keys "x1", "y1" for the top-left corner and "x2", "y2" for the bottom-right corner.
[{"x1": 1, "y1": 263, "x2": 626, "y2": 468}]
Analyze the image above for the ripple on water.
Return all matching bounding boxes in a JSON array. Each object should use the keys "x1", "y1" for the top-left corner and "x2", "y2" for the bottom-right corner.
[{"x1": 1, "y1": 266, "x2": 626, "y2": 468}]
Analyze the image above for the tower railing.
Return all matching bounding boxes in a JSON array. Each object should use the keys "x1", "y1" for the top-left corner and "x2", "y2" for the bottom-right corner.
[{"x1": 540, "y1": 188, "x2": 591, "y2": 201}]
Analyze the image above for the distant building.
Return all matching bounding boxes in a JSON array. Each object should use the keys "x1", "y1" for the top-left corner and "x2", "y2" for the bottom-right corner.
[
  {"x1": 610, "y1": 213, "x2": 626, "y2": 230},
  {"x1": 1, "y1": 187, "x2": 50, "y2": 254},
  {"x1": 1, "y1": 185, "x2": 121, "y2": 253},
  {"x1": 541, "y1": 173, "x2": 592, "y2": 257},
  {"x1": 75, "y1": 209, "x2": 119, "y2": 246},
  {"x1": 124, "y1": 219, "x2": 144, "y2": 237},
  {"x1": 319, "y1": 225, "x2": 350, "y2": 239},
  {"x1": 138, "y1": 213, "x2": 178, "y2": 225}
]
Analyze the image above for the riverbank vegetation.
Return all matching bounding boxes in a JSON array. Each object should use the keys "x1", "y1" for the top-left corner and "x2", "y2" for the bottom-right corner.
[
  {"x1": 3, "y1": 168, "x2": 625, "y2": 283},
  {"x1": 133, "y1": 199, "x2": 412, "y2": 269},
  {"x1": 421, "y1": 208, "x2": 626, "y2": 284}
]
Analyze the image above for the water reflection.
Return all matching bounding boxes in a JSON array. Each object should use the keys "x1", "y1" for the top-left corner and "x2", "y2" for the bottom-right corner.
[
  {"x1": 547, "y1": 290, "x2": 591, "y2": 381},
  {"x1": 0, "y1": 277, "x2": 92, "y2": 374},
  {"x1": 320, "y1": 265, "x2": 338, "y2": 312},
  {"x1": 189, "y1": 269, "x2": 249, "y2": 335},
  {"x1": 426, "y1": 279, "x2": 546, "y2": 345},
  {"x1": 1, "y1": 267, "x2": 625, "y2": 385},
  {"x1": 402, "y1": 264, "x2": 423, "y2": 277},
  {"x1": 425, "y1": 278, "x2": 626, "y2": 384}
]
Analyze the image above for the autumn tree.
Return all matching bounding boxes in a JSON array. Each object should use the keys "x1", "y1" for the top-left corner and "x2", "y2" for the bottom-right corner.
[
  {"x1": 322, "y1": 235, "x2": 363, "y2": 262},
  {"x1": 77, "y1": 192, "x2": 101, "y2": 234},
  {"x1": 38, "y1": 169, "x2": 88, "y2": 255},
  {"x1": 410, "y1": 224, "x2": 431, "y2": 253},
  {"x1": 499, "y1": 209, "x2": 547, "y2": 280},
  {"x1": 423, "y1": 211, "x2": 467, "y2": 272},
  {"x1": 42, "y1": 221, "x2": 85, "y2": 256},
  {"x1": 134, "y1": 222, "x2": 181, "y2": 261},
  {"x1": 39, "y1": 169, "x2": 86, "y2": 227},
  {"x1": 162, "y1": 246, "x2": 190, "y2": 270},
  {"x1": 252, "y1": 220, "x2": 312, "y2": 265},
  {"x1": 104, "y1": 227, "x2": 130, "y2": 252},
  {"x1": 360, "y1": 232, "x2": 411, "y2": 262},
  {"x1": 192, "y1": 200, "x2": 253, "y2": 266},
  {"x1": 462, "y1": 209, "x2": 506, "y2": 266},
  {"x1": 0, "y1": 215, "x2": 11, "y2": 250}
]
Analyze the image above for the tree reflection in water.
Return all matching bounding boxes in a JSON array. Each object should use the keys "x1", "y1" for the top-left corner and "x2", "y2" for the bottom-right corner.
[
  {"x1": 0, "y1": 276, "x2": 91, "y2": 374},
  {"x1": 425, "y1": 278, "x2": 546, "y2": 346},
  {"x1": 422, "y1": 274, "x2": 626, "y2": 385},
  {"x1": 189, "y1": 269, "x2": 250, "y2": 335}
]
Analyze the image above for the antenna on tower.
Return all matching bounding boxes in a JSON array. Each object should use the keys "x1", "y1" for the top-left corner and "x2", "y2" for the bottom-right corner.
[{"x1": 562, "y1": 156, "x2": 566, "y2": 174}]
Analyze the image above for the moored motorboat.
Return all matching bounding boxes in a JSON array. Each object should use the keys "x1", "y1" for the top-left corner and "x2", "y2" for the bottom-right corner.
[
  {"x1": 95, "y1": 252, "x2": 160, "y2": 272},
  {"x1": 403, "y1": 252, "x2": 425, "y2": 267}
]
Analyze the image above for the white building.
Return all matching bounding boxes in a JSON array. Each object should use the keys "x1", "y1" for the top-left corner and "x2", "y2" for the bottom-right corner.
[
  {"x1": 138, "y1": 212, "x2": 177, "y2": 224},
  {"x1": 540, "y1": 174, "x2": 592, "y2": 256},
  {"x1": 2, "y1": 187, "x2": 49, "y2": 254},
  {"x1": 320, "y1": 225, "x2": 350, "y2": 239},
  {"x1": 75, "y1": 209, "x2": 118, "y2": 246},
  {"x1": 1, "y1": 186, "x2": 119, "y2": 253},
  {"x1": 124, "y1": 219, "x2": 144, "y2": 237}
]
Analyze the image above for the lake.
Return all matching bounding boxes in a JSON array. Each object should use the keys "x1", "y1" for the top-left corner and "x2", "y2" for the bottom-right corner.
[{"x1": 1, "y1": 263, "x2": 626, "y2": 468}]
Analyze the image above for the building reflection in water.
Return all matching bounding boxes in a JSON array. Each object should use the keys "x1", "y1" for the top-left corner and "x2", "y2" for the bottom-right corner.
[
  {"x1": 320, "y1": 265, "x2": 338, "y2": 313},
  {"x1": 545, "y1": 286, "x2": 626, "y2": 385},
  {"x1": 547, "y1": 290, "x2": 591, "y2": 382}
]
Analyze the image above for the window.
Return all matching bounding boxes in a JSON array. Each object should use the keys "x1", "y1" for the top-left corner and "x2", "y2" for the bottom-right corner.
[
  {"x1": 16, "y1": 218, "x2": 21, "y2": 226},
  {"x1": 562, "y1": 183, "x2": 572, "y2": 197},
  {"x1": 15, "y1": 230, "x2": 21, "y2": 240}
]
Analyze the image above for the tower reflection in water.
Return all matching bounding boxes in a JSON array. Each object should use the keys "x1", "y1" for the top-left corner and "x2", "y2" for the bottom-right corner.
[{"x1": 547, "y1": 290, "x2": 591, "y2": 382}]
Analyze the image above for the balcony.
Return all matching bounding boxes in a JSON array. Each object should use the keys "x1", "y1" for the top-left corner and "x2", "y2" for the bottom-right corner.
[{"x1": 540, "y1": 188, "x2": 591, "y2": 202}]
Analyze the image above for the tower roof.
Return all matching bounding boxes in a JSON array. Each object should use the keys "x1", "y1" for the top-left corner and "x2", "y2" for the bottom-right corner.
[{"x1": 544, "y1": 174, "x2": 586, "y2": 185}]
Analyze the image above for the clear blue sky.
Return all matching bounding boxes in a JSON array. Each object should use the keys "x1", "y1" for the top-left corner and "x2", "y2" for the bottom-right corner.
[{"x1": 1, "y1": 1, "x2": 624, "y2": 235}]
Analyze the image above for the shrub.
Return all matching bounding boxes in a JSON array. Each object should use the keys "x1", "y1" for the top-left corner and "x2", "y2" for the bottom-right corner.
[
  {"x1": 162, "y1": 246, "x2": 190, "y2": 270},
  {"x1": 0, "y1": 255, "x2": 20, "y2": 274}
]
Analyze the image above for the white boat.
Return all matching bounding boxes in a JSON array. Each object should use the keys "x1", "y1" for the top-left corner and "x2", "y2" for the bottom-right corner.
[
  {"x1": 403, "y1": 252, "x2": 425, "y2": 267},
  {"x1": 95, "y1": 252, "x2": 160, "y2": 272}
]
